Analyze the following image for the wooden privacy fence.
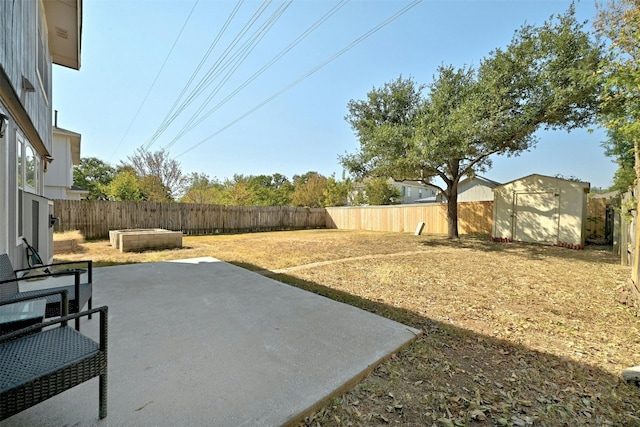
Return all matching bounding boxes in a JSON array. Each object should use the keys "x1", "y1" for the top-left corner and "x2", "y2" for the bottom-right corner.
[
  {"x1": 325, "y1": 202, "x2": 494, "y2": 234},
  {"x1": 54, "y1": 198, "x2": 611, "y2": 240},
  {"x1": 53, "y1": 200, "x2": 327, "y2": 240}
]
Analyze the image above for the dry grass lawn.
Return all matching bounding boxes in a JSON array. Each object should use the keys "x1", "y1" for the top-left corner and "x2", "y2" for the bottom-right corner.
[{"x1": 55, "y1": 229, "x2": 640, "y2": 426}]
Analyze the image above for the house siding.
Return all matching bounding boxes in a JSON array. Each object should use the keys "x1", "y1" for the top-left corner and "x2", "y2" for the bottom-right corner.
[
  {"x1": 45, "y1": 134, "x2": 72, "y2": 189},
  {"x1": 391, "y1": 181, "x2": 438, "y2": 204},
  {"x1": 0, "y1": 0, "x2": 71, "y2": 266},
  {"x1": 458, "y1": 181, "x2": 495, "y2": 202},
  {"x1": 0, "y1": 1, "x2": 52, "y2": 153}
]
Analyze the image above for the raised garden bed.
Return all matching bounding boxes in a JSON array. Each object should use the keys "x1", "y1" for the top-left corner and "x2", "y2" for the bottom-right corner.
[
  {"x1": 53, "y1": 239, "x2": 78, "y2": 254},
  {"x1": 109, "y1": 229, "x2": 182, "y2": 253}
]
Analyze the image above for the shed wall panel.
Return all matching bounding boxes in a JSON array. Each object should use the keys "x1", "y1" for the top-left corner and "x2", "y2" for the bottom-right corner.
[{"x1": 491, "y1": 174, "x2": 589, "y2": 246}]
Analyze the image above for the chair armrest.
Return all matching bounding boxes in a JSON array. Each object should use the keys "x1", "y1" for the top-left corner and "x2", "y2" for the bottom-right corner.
[
  {"x1": 0, "y1": 269, "x2": 81, "y2": 287},
  {"x1": 14, "y1": 260, "x2": 93, "y2": 284},
  {"x1": 0, "y1": 289, "x2": 69, "y2": 312},
  {"x1": 0, "y1": 305, "x2": 108, "y2": 347}
]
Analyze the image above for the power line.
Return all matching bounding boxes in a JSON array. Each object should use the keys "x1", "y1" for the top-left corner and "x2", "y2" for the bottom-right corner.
[
  {"x1": 163, "y1": 0, "x2": 350, "y2": 151},
  {"x1": 142, "y1": 0, "x2": 273, "y2": 151},
  {"x1": 163, "y1": 1, "x2": 293, "y2": 150},
  {"x1": 109, "y1": 0, "x2": 199, "y2": 160},
  {"x1": 174, "y1": 0, "x2": 423, "y2": 159}
]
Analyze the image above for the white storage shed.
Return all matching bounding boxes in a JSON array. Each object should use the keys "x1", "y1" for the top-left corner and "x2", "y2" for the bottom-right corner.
[{"x1": 492, "y1": 174, "x2": 590, "y2": 246}]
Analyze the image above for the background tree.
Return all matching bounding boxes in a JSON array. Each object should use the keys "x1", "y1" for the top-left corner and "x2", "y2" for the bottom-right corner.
[
  {"x1": 364, "y1": 178, "x2": 401, "y2": 205},
  {"x1": 139, "y1": 175, "x2": 172, "y2": 202},
  {"x1": 104, "y1": 170, "x2": 145, "y2": 201},
  {"x1": 181, "y1": 173, "x2": 226, "y2": 204},
  {"x1": 351, "y1": 178, "x2": 401, "y2": 205},
  {"x1": 595, "y1": 0, "x2": 640, "y2": 193},
  {"x1": 595, "y1": 0, "x2": 640, "y2": 285},
  {"x1": 123, "y1": 148, "x2": 187, "y2": 201},
  {"x1": 323, "y1": 174, "x2": 352, "y2": 207},
  {"x1": 291, "y1": 172, "x2": 328, "y2": 208},
  {"x1": 246, "y1": 174, "x2": 293, "y2": 206},
  {"x1": 342, "y1": 7, "x2": 602, "y2": 238},
  {"x1": 222, "y1": 175, "x2": 254, "y2": 206},
  {"x1": 602, "y1": 127, "x2": 636, "y2": 192},
  {"x1": 73, "y1": 157, "x2": 115, "y2": 200}
]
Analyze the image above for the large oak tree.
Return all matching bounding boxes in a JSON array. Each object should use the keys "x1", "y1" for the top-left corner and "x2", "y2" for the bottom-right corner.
[{"x1": 341, "y1": 7, "x2": 602, "y2": 238}]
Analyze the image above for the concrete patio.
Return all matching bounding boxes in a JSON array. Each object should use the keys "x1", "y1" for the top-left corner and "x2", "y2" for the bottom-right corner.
[{"x1": 5, "y1": 257, "x2": 421, "y2": 426}]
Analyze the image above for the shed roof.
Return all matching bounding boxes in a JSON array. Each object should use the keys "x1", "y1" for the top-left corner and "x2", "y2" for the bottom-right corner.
[{"x1": 495, "y1": 173, "x2": 590, "y2": 190}]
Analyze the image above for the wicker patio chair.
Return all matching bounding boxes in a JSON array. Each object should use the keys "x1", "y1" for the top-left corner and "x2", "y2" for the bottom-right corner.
[
  {"x1": 0, "y1": 290, "x2": 108, "y2": 421},
  {"x1": 0, "y1": 253, "x2": 93, "y2": 330}
]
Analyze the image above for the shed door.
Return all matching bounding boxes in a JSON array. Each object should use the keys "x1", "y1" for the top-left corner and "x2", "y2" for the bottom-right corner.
[{"x1": 514, "y1": 192, "x2": 558, "y2": 244}]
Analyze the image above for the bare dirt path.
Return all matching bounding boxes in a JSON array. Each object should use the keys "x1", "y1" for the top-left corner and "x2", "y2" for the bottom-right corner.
[{"x1": 257, "y1": 250, "x2": 423, "y2": 275}]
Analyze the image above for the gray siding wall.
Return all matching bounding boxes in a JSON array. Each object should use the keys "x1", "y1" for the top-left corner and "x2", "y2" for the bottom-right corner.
[
  {"x1": 1, "y1": 0, "x2": 53, "y2": 265},
  {"x1": 0, "y1": 0, "x2": 53, "y2": 152}
]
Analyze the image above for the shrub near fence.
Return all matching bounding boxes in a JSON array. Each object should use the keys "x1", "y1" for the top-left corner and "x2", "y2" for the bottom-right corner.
[{"x1": 53, "y1": 200, "x2": 327, "y2": 240}]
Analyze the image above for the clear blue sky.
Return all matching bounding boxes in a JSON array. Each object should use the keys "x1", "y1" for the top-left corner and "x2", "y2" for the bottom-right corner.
[{"x1": 52, "y1": 0, "x2": 616, "y2": 190}]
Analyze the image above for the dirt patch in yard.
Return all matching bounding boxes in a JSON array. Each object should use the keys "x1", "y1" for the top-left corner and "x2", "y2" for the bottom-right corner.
[{"x1": 55, "y1": 230, "x2": 640, "y2": 426}]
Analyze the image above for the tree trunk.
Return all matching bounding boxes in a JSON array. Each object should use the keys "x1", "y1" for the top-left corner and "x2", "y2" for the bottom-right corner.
[{"x1": 446, "y1": 189, "x2": 459, "y2": 239}]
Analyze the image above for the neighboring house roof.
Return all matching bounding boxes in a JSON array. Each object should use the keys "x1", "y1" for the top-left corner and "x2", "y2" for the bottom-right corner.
[
  {"x1": 458, "y1": 175, "x2": 501, "y2": 188},
  {"x1": 353, "y1": 178, "x2": 436, "y2": 187},
  {"x1": 392, "y1": 180, "x2": 436, "y2": 187},
  {"x1": 414, "y1": 196, "x2": 438, "y2": 203},
  {"x1": 53, "y1": 126, "x2": 82, "y2": 165},
  {"x1": 43, "y1": 0, "x2": 83, "y2": 70},
  {"x1": 70, "y1": 185, "x2": 89, "y2": 193}
]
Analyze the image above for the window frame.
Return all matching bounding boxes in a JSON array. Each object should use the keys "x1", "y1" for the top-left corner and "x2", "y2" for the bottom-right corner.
[{"x1": 35, "y1": 1, "x2": 50, "y2": 103}]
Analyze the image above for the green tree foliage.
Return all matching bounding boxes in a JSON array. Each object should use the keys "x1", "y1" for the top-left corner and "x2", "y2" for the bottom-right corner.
[
  {"x1": 341, "y1": 7, "x2": 602, "y2": 238},
  {"x1": 73, "y1": 157, "x2": 115, "y2": 200},
  {"x1": 181, "y1": 171, "x2": 349, "y2": 207},
  {"x1": 104, "y1": 170, "x2": 145, "y2": 201},
  {"x1": 365, "y1": 178, "x2": 401, "y2": 205},
  {"x1": 291, "y1": 172, "x2": 328, "y2": 208},
  {"x1": 323, "y1": 174, "x2": 352, "y2": 207},
  {"x1": 223, "y1": 176, "x2": 254, "y2": 206},
  {"x1": 595, "y1": 0, "x2": 640, "y2": 192},
  {"x1": 246, "y1": 174, "x2": 293, "y2": 206},
  {"x1": 181, "y1": 173, "x2": 226, "y2": 204},
  {"x1": 351, "y1": 178, "x2": 401, "y2": 205},
  {"x1": 140, "y1": 175, "x2": 172, "y2": 202},
  {"x1": 122, "y1": 148, "x2": 187, "y2": 201}
]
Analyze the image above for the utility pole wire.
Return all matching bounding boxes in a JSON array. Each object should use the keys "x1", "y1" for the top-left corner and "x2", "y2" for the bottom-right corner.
[
  {"x1": 143, "y1": 0, "x2": 272, "y2": 151},
  {"x1": 175, "y1": 0, "x2": 423, "y2": 159},
  {"x1": 109, "y1": 0, "x2": 199, "y2": 160},
  {"x1": 163, "y1": 0, "x2": 350, "y2": 151},
  {"x1": 164, "y1": 1, "x2": 293, "y2": 150}
]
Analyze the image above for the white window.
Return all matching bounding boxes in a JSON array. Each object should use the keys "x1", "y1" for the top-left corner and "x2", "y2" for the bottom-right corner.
[
  {"x1": 25, "y1": 145, "x2": 37, "y2": 192},
  {"x1": 407, "y1": 187, "x2": 411, "y2": 198},
  {"x1": 17, "y1": 134, "x2": 40, "y2": 195}
]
